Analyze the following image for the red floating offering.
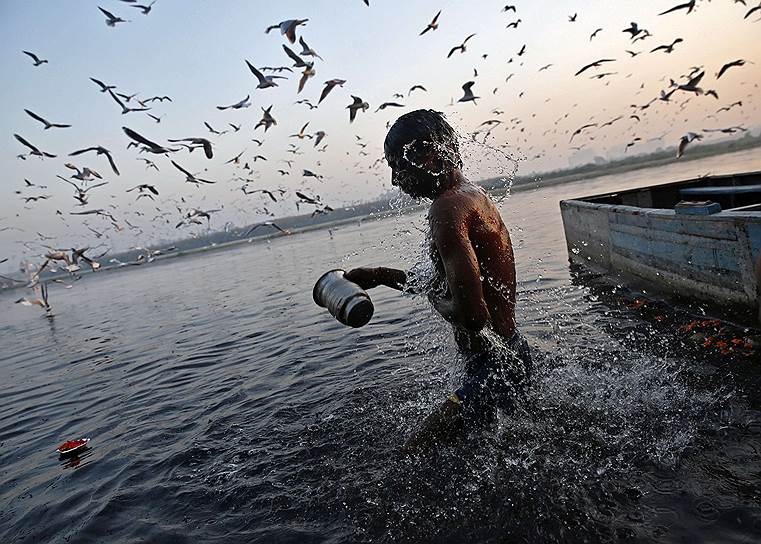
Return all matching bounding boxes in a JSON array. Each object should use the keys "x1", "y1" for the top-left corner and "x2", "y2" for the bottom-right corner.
[{"x1": 56, "y1": 438, "x2": 90, "y2": 456}]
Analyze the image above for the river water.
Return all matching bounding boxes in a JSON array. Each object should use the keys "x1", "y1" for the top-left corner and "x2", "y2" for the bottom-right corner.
[{"x1": 2, "y1": 149, "x2": 761, "y2": 543}]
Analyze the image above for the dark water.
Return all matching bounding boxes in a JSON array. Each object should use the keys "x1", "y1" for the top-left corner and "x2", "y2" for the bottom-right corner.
[{"x1": 2, "y1": 149, "x2": 761, "y2": 543}]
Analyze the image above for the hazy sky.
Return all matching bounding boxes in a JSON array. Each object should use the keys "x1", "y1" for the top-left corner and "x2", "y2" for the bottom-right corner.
[{"x1": 1, "y1": 0, "x2": 759, "y2": 268}]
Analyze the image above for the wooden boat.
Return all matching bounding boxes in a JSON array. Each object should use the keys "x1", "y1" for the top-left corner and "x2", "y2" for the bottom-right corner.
[{"x1": 560, "y1": 171, "x2": 761, "y2": 325}]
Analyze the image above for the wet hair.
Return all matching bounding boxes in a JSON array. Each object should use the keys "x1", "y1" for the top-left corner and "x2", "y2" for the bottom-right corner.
[{"x1": 384, "y1": 110, "x2": 462, "y2": 198}]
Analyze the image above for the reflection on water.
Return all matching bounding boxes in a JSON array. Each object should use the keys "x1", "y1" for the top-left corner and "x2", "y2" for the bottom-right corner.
[{"x1": 1, "y1": 149, "x2": 761, "y2": 543}]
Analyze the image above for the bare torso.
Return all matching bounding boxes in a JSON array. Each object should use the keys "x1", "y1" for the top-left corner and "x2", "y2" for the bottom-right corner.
[{"x1": 428, "y1": 184, "x2": 516, "y2": 351}]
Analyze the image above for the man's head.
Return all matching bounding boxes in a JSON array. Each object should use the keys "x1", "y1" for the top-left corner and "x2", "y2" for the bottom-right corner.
[{"x1": 384, "y1": 109, "x2": 462, "y2": 199}]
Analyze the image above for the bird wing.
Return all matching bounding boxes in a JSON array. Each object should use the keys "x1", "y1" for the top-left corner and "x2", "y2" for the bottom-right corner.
[
  {"x1": 122, "y1": 126, "x2": 162, "y2": 150},
  {"x1": 99, "y1": 7, "x2": 117, "y2": 19},
  {"x1": 447, "y1": 46, "x2": 460, "y2": 58},
  {"x1": 171, "y1": 160, "x2": 193, "y2": 177},
  {"x1": 14, "y1": 134, "x2": 40, "y2": 153},
  {"x1": 283, "y1": 45, "x2": 306, "y2": 67},
  {"x1": 24, "y1": 109, "x2": 49, "y2": 126},
  {"x1": 22, "y1": 50, "x2": 40, "y2": 63},
  {"x1": 104, "y1": 151, "x2": 120, "y2": 175},
  {"x1": 245, "y1": 60, "x2": 267, "y2": 85}
]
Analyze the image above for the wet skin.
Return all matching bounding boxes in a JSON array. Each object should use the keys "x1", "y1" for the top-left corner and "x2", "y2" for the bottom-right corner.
[{"x1": 346, "y1": 169, "x2": 517, "y2": 348}]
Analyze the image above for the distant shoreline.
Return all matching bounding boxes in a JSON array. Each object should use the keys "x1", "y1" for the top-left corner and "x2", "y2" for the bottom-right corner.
[{"x1": 3, "y1": 139, "x2": 760, "y2": 290}]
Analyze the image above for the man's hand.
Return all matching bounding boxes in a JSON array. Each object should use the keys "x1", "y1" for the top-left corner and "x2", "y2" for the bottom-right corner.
[{"x1": 344, "y1": 267, "x2": 381, "y2": 290}]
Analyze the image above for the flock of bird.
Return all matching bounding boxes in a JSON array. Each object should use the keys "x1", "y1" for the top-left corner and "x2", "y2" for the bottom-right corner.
[{"x1": 4, "y1": 0, "x2": 760, "y2": 317}]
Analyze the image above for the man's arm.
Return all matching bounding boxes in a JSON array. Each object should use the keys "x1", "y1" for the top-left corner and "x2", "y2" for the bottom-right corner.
[
  {"x1": 344, "y1": 266, "x2": 407, "y2": 291},
  {"x1": 431, "y1": 211, "x2": 489, "y2": 331}
]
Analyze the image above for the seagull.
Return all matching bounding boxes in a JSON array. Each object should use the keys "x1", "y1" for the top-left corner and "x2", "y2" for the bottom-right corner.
[
  {"x1": 246, "y1": 60, "x2": 286, "y2": 89},
  {"x1": 517, "y1": 44, "x2": 526, "y2": 56},
  {"x1": 70, "y1": 208, "x2": 118, "y2": 224},
  {"x1": 420, "y1": 10, "x2": 442, "y2": 35},
  {"x1": 98, "y1": 6, "x2": 128, "y2": 26},
  {"x1": 303, "y1": 169, "x2": 323, "y2": 179},
  {"x1": 589, "y1": 28, "x2": 603, "y2": 40},
  {"x1": 69, "y1": 146, "x2": 120, "y2": 175},
  {"x1": 265, "y1": 19, "x2": 308, "y2": 44},
  {"x1": 506, "y1": 19, "x2": 522, "y2": 29},
  {"x1": 255, "y1": 106, "x2": 277, "y2": 132},
  {"x1": 703, "y1": 126, "x2": 747, "y2": 134},
  {"x1": 447, "y1": 33, "x2": 476, "y2": 58},
  {"x1": 675, "y1": 70, "x2": 705, "y2": 94},
  {"x1": 651, "y1": 38, "x2": 683, "y2": 53},
  {"x1": 299, "y1": 36, "x2": 323, "y2": 60},
  {"x1": 677, "y1": 132, "x2": 702, "y2": 158},
  {"x1": 297, "y1": 64, "x2": 316, "y2": 93},
  {"x1": 56, "y1": 176, "x2": 108, "y2": 205},
  {"x1": 245, "y1": 189, "x2": 280, "y2": 202},
  {"x1": 225, "y1": 150, "x2": 246, "y2": 165},
  {"x1": 202, "y1": 121, "x2": 227, "y2": 136},
  {"x1": 375, "y1": 102, "x2": 404, "y2": 112},
  {"x1": 138, "y1": 157, "x2": 159, "y2": 170},
  {"x1": 130, "y1": 1, "x2": 156, "y2": 14},
  {"x1": 166, "y1": 137, "x2": 213, "y2": 158},
  {"x1": 15, "y1": 284, "x2": 51, "y2": 313},
  {"x1": 90, "y1": 77, "x2": 116, "y2": 93},
  {"x1": 408, "y1": 85, "x2": 427, "y2": 96},
  {"x1": 290, "y1": 122, "x2": 311, "y2": 139},
  {"x1": 625, "y1": 50, "x2": 642, "y2": 57},
  {"x1": 716, "y1": 100, "x2": 743, "y2": 113},
  {"x1": 622, "y1": 22, "x2": 644, "y2": 38},
  {"x1": 716, "y1": 59, "x2": 745, "y2": 79},
  {"x1": 244, "y1": 221, "x2": 288, "y2": 237},
  {"x1": 347, "y1": 96, "x2": 369, "y2": 122},
  {"x1": 171, "y1": 160, "x2": 216, "y2": 185},
  {"x1": 144, "y1": 95, "x2": 172, "y2": 103},
  {"x1": 126, "y1": 184, "x2": 159, "y2": 200},
  {"x1": 568, "y1": 13, "x2": 577, "y2": 22},
  {"x1": 313, "y1": 131, "x2": 326, "y2": 147},
  {"x1": 122, "y1": 126, "x2": 176, "y2": 154},
  {"x1": 575, "y1": 58, "x2": 616, "y2": 76},
  {"x1": 14, "y1": 134, "x2": 56, "y2": 158},
  {"x1": 659, "y1": 0, "x2": 696, "y2": 15},
  {"x1": 108, "y1": 89, "x2": 150, "y2": 114},
  {"x1": 458, "y1": 81, "x2": 479, "y2": 103},
  {"x1": 282, "y1": 45, "x2": 311, "y2": 68},
  {"x1": 318, "y1": 79, "x2": 346, "y2": 104},
  {"x1": 502, "y1": 5, "x2": 516, "y2": 12},
  {"x1": 22, "y1": 195, "x2": 52, "y2": 203},
  {"x1": 147, "y1": 113, "x2": 163, "y2": 123},
  {"x1": 569, "y1": 123, "x2": 597, "y2": 142},
  {"x1": 22, "y1": 51, "x2": 48, "y2": 66},
  {"x1": 64, "y1": 162, "x2": 102, "y2": 181},
  {"x1": 745, "y1": 3, "x2": 761, "y2": 19},
  {"x1": 217, "y1": 95, "x2": 251, "y2": 110}
]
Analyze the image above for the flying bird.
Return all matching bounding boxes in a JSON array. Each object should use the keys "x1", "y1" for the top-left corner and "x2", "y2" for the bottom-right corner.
[
  {"x1": 265, "y1": 19, "x2": 308, "y2": 44},
  {"x1": 590, "y1": 28, "x2": 603, "y2": 40},
  {"x1": 69, "y1": 146, "x2": 119, "y2": 175},
  {"x1": 24, "y1": 109, "x2": 71, "y2": 129},
  {"x1": 677, "y1": 132, "x2": 702, "y2": 158},
  {"x1": 319, "y1": 79, "x2": 346, "y2": 104},
  {"x1": 90, "y1": 77, "x2": 116, "y2": 93},
  {"x1": 716, "y1": 59, "x2": 745, "y2": 78},
  {"x1": 447, "y1": 33, "x2": 476, "y2": 58},
  {"x1": 575, "y1": 59, "x2": 615, "y2": 76},
  {"x1": 14, "y1": 134, "x2": 56, "y2": 158},
  {"x1": 122, "y1": 126, "x2": 176, "y2": 154},
  {"x1": 458, "y1": 81, "x2": 479, "y2": 103},
  {"x1": 98, "y1": 6, "x2": 128, "y2": 26},
  {"x1": 659, "y1": 0, "x2": 696, "y2": 16},
  {"x1": 347, "y1": 96, "x2": 369, "y2": 122},
  {"x1": 375, "y1": 102, "x2": 404, "y2": 112},
  {"x1": 217, "y1": 95, "x2": 251, "y2": 110},
  {"x1": 246, "y1": 60, "x2": 287, "y2": 89},
  {"x1": 255, "y1": 105, "x2": 277, "y2": 132},
  {"x1": 171, "y1": 160, "x2": 216, "y2": 185},
  {"x1": 408, "y1": 85, "x2": 427, "y2": 96},
  {"x1": 299, "y1": 36, "x2": 323, "y2": 60},
  {"x1": 651, "y1": 38, "x2": 683, "y2": 53},
  {"x1": 166, "y1": 137, "x2": 213, "y2": 158},
  {"x1": 107, "y1": 89, "x2": 150, "y2": 114},
  {"x1": 420, "y1": 10, "x2": 441, "y2": 35},
  {"x1": 22, "y1": 50, "x2": 48, "y2": 66}
]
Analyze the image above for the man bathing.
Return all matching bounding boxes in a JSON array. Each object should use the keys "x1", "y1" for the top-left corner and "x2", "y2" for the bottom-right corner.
[{"x1": 345, "y1": 109, "x2": 532, "y2": 450}]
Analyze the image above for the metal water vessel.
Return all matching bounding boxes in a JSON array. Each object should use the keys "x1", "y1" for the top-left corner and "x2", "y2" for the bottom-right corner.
[{"x1": 313, "y1": 269, "x2": 375, "y2": 328}]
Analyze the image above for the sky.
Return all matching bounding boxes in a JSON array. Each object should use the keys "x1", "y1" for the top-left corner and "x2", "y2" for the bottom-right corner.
[{"x1": 1, "y1": 0, "x2": 760, "y2": 270}]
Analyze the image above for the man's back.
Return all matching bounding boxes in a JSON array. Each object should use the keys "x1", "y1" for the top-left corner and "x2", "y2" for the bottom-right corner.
[{"x1": 429, "y1": 184, "x2": 517, "y2": 348}]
